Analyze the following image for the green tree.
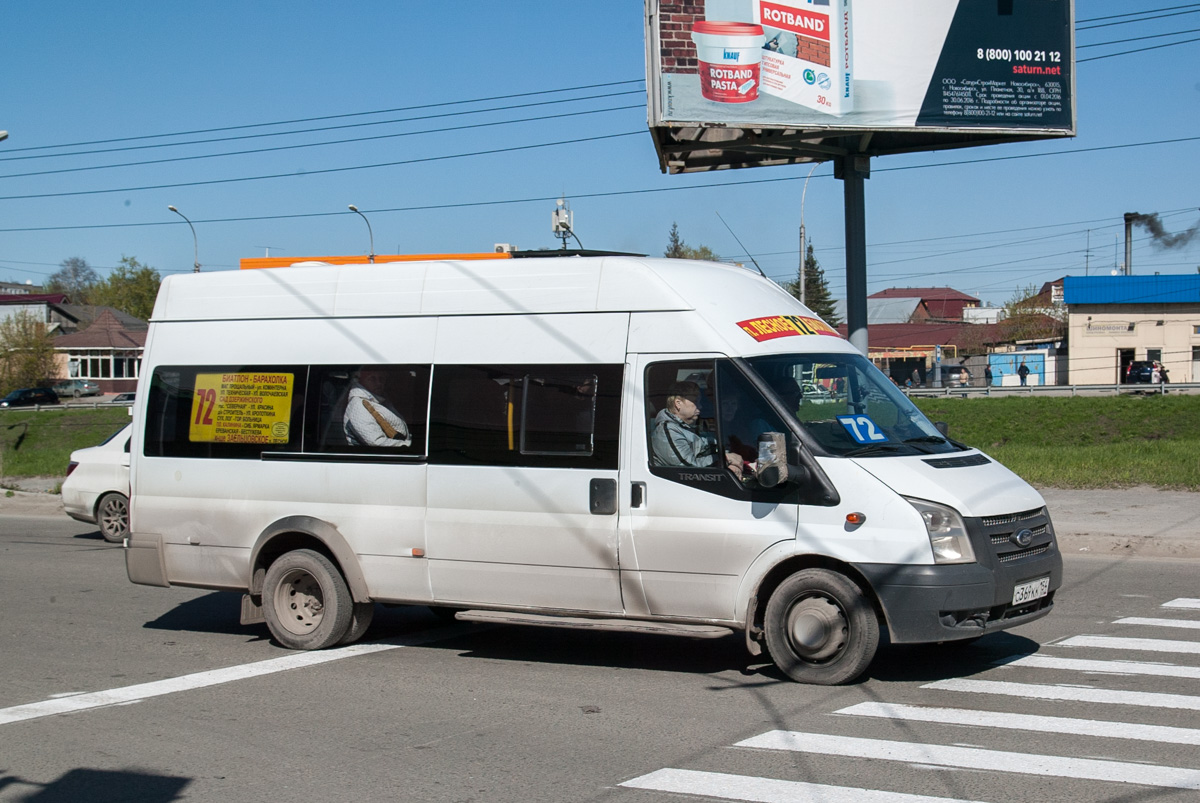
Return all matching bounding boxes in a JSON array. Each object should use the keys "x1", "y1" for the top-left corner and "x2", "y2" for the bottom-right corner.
[
  {"x1": 786, "y1": 242, "x2": 840, "y2": 325},
  {"x1": 46, "y1": 256, "x2": 99, "y2": 303},
  {"x1": 91, "y1": 256, "x2": 162, "y2": 321},
  {"x1": 0, "y1": 310, "x2": 57, "y2": 393},
  {"x1": 663, "y1": 222, "x2": 719, "y2": 261}
]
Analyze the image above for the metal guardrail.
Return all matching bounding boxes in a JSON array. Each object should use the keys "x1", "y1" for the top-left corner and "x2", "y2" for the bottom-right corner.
[
  {"x1": 905, "y1": 382, "x2": 1199, "y2": 398},
  {"x1": 0, "y1": 399, "x2": 134, "y2": 413}
]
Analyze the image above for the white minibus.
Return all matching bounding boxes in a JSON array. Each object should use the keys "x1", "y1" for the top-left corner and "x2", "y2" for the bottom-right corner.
[{"x1": 126, "y1": 256, "x2": 1061, "y2": 684}]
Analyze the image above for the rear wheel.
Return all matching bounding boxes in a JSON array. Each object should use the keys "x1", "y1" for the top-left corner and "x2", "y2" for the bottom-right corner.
[
  {"x1": 764, "y1": 568, "x2": 879, "y2": 685},
  {"x1": 263, "y1": 549, "x2": 353, "y2": 650},
  {"x1": 96, "y1": 492, "x2": 129, "y2": 543}
]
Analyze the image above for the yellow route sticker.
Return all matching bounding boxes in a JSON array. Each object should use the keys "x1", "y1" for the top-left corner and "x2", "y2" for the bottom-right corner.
[{"x1": 189, "y1": 372, "x2": 293, "y2": 444}]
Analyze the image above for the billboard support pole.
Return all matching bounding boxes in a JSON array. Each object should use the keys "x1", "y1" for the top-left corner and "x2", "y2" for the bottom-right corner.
[{"x1": 838, "y1": 154, "x2": 870, "y2": 356}]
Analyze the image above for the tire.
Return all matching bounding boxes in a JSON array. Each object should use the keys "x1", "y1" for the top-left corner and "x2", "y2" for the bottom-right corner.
[
  {"x1": 72, "y1": 390, "x2": 81, "y2": 398},
  {"x1": 763, "y1": 568, "x2": 879, "y2": 685},
  {"x1": 96, "y1": 492, "x2": 129, "y2": 543},
  {"x1": 338, "y1": 601, "x2": 376, "y2": 645},
  {"x1": 262, "y1": 549, "x2": 353, "y2": 650}
]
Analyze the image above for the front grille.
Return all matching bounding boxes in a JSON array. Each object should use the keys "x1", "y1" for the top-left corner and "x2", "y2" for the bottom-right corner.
[
  {"x1": 998, "y1": 545, "x2": 1050, "y2": 563},
  {"x1": 991, "y1": 524, "x2": 1048, "y2": 546},
  {"x1": 975, "y1": 507, "x2": 1056, "y2": 566},
  {"x1": 981, "y1": 508, "x2": 1044, "y2": 527}
]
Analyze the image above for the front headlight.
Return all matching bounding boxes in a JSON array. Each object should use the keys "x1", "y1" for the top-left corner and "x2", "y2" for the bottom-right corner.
[{"x1": 906, "y1": 497, "x2": 976, "y2": 564}]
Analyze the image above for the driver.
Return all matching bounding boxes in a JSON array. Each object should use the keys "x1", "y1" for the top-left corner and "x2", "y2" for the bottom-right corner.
[{"x1": 651, "y1": 381, "x2": 744, "y2": 479}]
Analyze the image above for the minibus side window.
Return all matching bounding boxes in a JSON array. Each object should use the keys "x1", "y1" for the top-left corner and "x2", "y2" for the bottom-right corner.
[
  {"x1": 143, "y1": 366, "x2": 306, "y2": 459},
  {"x1": 305, "y1": 365, "x2": 430, "y2": 456},
  {"x1": 645, "y1": 359, "x2": 794, "y2": 498},
  {"x1": 428, "y1": 364, "x2": 621, "y2": 469},
  {"x1": 644, "y1": 358, "x2": 721, "y2": 472}
]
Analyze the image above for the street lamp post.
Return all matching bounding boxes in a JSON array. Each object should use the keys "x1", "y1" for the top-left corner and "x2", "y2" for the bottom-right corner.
[
  {"x1": 348, "y1": 205, "x2": 375, "y2": 264},
  {"x1": 167, "y1": 205, "x2": 200, "y2": 273},
  {"x1": 798, "y1": 162, "x2": 819, "y2": 307},
  {"x1": 0, "y1": 131, "x2": 9, "y2": 143}
]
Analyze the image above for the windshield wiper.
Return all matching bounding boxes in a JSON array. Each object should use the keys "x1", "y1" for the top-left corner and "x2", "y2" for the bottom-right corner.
[
  {"x1": 903, "y1": 435, "x2": 969, "y2": 451},
  {"x1": 843, "y1": 443, "x2": 904, "y2": 457}
]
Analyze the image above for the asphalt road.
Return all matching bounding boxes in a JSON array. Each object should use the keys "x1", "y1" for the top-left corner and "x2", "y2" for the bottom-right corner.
[{"x1": 2, "y1": 515, "x2": 1199, "y2": 803}]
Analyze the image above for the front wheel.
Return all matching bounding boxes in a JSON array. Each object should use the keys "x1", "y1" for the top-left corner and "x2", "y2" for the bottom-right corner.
[
  {"x1": 262, "y1": 549, "x2": 353, "y2": 650},
  {"x1": 763, "y1": 568, "x2": 879, "y2": 685},
  {"x1": 96, "y1": 492, "x2": 129, "y2": 543}
]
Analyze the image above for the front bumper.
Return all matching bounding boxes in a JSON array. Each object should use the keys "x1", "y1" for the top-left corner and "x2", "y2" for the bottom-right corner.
[{"x1": 855, "y1": 506, "x2": 1063, "y2": 643}]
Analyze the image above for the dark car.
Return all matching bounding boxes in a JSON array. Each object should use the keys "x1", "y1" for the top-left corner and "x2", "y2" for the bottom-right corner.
[
  {"x1": 1125, "y1": 361, "x2": 1162, "y2": 384},
  {"x1": 0, "y1": 387, "x2": 60, "y2": 407}
]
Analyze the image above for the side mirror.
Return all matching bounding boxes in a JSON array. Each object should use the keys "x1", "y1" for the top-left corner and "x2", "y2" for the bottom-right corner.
[
  {"x1": 934, "y1": 421, "x2": 949, "y2": 437},
  {"x1": 756, "y1": 432, "x2": 788, "y2": 489}
]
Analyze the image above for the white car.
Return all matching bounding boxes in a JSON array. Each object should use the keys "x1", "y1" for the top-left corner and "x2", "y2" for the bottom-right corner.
[{"x1": 62, "y1": 424, "x2": 131, "y2": 543}]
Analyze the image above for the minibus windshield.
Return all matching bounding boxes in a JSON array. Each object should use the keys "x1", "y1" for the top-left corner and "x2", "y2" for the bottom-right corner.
[{"x1": 745, "y1": 352, "x2": 963, "y2": 457}]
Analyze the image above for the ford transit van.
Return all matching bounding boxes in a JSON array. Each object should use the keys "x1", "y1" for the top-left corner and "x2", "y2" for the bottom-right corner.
[{"x1": 126, "y1": 256, "x2": 1061, "y2": 684}]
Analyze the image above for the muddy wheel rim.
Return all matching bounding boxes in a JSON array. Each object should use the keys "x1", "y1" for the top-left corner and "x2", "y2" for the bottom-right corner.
[
  {"x1": 784, "y1": 593, "x2": 848, "y2": 663},
  {"x1": 273, "y1": 568, "x2": 325, "y2": 636}
]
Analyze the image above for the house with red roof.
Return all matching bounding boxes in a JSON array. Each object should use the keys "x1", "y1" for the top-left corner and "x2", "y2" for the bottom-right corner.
[{"x1": 868, "y1": 287, "x2": 981, "y2": 321}]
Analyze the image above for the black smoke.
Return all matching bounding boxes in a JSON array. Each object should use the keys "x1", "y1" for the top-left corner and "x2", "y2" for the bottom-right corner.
[{"x1": 1126, "y1": 212, "x2": 1200, "y2": 249}]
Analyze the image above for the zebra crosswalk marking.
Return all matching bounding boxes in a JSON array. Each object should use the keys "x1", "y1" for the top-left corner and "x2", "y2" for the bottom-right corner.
[
  {"x1": 836, "y1": 701, "x2": 1200, "y2": 745},
  {"x1": 1056, "y1": 635, "x2": 1200, "y2": 654},
  {"x1": 996, "y1": 654, "x2": 1200, "y2": 679},
  {"x1": 1114, "y1": 616, "x2": 1200, "y2": 630},
  {"x1": 1163, "y1": 599, "x2": 1200, "y2": 609},
  {"x1": 924, "y1": 678, "x2": 1200, "y2": 711},
  {"x1": 735, "y1": 730, "x2": 1200, "y2": 790},
  {"x1": 619, "y1": 768, "x2": 990, "y2": 803}
]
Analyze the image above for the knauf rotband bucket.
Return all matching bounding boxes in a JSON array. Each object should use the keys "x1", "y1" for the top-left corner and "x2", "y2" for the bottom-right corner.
[{"x1": 691, "y1": 21, "x2": 765, "y2": 103}]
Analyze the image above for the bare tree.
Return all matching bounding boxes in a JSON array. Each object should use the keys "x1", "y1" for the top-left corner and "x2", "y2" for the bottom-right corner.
[{"x1": 46, "y1": 257, "x2": 99, "y2": 303}]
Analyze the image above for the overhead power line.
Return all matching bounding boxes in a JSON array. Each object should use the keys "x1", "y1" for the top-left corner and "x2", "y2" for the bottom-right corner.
[
  {"x1": 1076, "y1": 7, "x2": 1200, "y2": 30},
  {"x1": 0, "y1": 131, "x2": 646, "y2": 201},
  {"x1": 0, "y1": 90, "x2": 647, "y2": 164},
  {"x1": 0, "y1": 104, "x2": 644, "y2": 180},
  {"x1": 1078, "y1": 35, "x2": 1200, "y2": 62},
  {"x1": 0, "y1": 79, "x2": 646, "y2": 154},
  {"x1": 1077, "y1": 26, "x2": 1200, "y2": 48}
]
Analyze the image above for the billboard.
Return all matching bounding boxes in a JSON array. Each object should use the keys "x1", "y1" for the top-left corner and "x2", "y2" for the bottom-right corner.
[{"x1": 647, "y1": 0, "x2": 1075, "y2": 172}]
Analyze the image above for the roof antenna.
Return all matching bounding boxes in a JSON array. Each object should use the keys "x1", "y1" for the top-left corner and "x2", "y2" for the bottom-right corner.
[{"x1": 715, "y1": 211, "x2": 766, "y2": 278}]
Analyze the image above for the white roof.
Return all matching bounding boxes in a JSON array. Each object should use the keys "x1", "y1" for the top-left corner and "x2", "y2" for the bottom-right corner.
[
  {"x1": 154, "y1": 257, "x2": 771, "y2": 321},
  {"x1": 150, "y1": 256, "x2": 858, "y2": 358}
]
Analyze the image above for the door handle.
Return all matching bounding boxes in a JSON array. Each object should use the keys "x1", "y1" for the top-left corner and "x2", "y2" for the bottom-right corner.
[{"x1": 631, "y1": 481, "x2": 646, "y2": 509}]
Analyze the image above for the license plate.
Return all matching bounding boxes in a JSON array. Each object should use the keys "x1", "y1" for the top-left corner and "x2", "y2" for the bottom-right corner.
[{"x1": 1012, "y1": 575, "x2": 1050, "y2": 605}]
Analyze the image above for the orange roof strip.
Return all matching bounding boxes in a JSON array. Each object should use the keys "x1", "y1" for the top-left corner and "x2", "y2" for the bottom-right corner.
[{"x1": 239, "y1": 253, "x2": 512, "y2": 270}]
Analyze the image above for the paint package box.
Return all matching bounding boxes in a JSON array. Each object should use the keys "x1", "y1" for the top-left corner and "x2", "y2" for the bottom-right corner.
[{"x1": 752, "y1": 0, "x2": 852, "y2": 115}]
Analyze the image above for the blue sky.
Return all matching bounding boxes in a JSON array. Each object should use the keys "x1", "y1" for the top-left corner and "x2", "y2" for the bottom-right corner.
[{"x1": 1, "y1": 1, "x2": 1197, "y2": 307}]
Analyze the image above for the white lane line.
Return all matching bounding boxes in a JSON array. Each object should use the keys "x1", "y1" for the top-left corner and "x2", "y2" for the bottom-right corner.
[
  {"x1": 1056, "y1": 635, "x2": 1200, "y2": 654},
  {"x1": 999, "y1": 654, "x2": 1200, "y2": 679},
  {"x1": 924, "y1": 678, "x2": 1200, "y2": 711},
  {"x1": 736, "y1": 730, "x2": 1200, "y2": 791},
  {"x1": 837, "y1": 701, "x2": 1200, "y2": 746},
  {"x1": 620, "y1": 768, "x2": 989, "y2": 803},
  {"x1": 1164, "y1": 599, "x2": 1200, "y2": 609},
  {"x1": 1115, "y1": 617, "x2": 1200, "y2": 630},
  {"x1": 0, "y1": 627, "x2": 468, "y2": 727}
]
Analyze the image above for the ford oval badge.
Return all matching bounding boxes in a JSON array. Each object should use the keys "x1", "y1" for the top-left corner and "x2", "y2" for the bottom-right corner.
[{"x1": 1011, "y1": 528, "x2": 1034, "y2": 548}]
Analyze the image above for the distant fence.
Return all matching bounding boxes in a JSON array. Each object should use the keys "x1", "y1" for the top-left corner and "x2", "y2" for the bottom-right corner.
[{"x1": 906, "y1": 382, "x2": 1198, "y2": 399}]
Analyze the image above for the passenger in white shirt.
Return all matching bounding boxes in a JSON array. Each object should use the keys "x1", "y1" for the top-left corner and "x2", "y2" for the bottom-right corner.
[{"x1": 343, "y1": 368, "x2": 412, "y2": 447}]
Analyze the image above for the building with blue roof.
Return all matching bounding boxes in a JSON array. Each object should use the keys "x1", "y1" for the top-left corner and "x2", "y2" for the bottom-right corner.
[{"x1": 1064, "y1": 275, "x2": 1200, "y2": 384}]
